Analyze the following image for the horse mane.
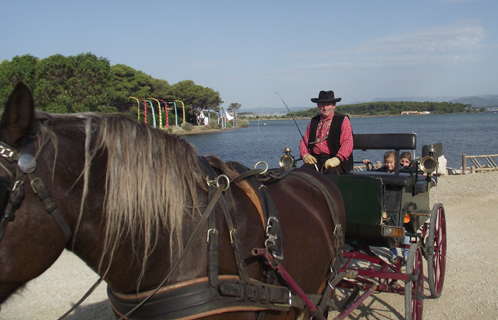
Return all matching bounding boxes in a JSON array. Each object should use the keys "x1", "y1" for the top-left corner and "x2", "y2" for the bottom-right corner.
[{"x1": 34, "y1": 112, "x2": 206, "y2": 284}]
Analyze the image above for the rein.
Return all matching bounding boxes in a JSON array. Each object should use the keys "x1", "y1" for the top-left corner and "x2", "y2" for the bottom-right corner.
[{"x1": 110, "y1": 161, "x2": 345, "y2": 320}]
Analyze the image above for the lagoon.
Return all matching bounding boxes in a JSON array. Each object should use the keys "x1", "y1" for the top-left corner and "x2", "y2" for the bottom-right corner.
[{"x1": 184, "y1": 113, "x2": 498, "y2": 170}]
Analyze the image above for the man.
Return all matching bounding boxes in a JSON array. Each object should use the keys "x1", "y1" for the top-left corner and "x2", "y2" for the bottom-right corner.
[{"x1": 299, "y1": 90, "x2": 353, "y2": 174}]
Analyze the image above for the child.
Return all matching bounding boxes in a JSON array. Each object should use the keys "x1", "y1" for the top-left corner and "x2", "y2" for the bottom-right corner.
[
  {"x1": 363, "y1": 151, "x2": 396, "y2": 172},
  {"x1": 363, "y1": 151, "x2": 412, "y2": 263},
  {"x1": 399, "y1": 151, "x2": 412, "y2": 169}
]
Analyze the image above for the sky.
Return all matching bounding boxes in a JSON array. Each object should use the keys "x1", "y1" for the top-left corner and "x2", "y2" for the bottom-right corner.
[{"x1": 2, "y1": 0, "x2": 498, "y2": 111}]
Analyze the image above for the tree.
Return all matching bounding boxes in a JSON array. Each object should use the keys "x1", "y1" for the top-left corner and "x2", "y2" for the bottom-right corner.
[
  {"x1": 228, "y1": 102, "x2": 241, "y2": 111},
  {"x1": 0, "y1": 54, "x2": 38, "y2": 107},
  {"x1": 169, "y1": 80, "x2": 223, "y2": 125},
  {"x1": 33, "y1": 53, "x2": 115, "y2": 113}
]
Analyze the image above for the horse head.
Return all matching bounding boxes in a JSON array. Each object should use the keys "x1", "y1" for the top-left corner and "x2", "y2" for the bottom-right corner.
[
  {"x1": 0, "y1": 83, "x2": 72, "y2": 303},
  {"x1": 0, "y1": 83, "x2": 209, "y2": 304}
]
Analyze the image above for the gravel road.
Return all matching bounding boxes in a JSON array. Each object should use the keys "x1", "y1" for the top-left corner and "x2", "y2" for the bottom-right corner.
[{"x1": 1, "y1": 171, "x2": 497, "y2": 320}]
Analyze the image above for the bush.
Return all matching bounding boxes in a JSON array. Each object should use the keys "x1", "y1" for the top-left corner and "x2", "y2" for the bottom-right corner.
[
  {"x1": 236, "y1": 119, "x2": 249, "y2": 128},
  {"x1": 182, "y1": 122, "x2": 193, "y2": 131}
]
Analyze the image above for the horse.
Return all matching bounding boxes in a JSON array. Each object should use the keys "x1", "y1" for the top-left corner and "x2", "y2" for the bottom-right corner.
[{"x1": 0, "y1": 83, "x2": 346, "y2": 320}]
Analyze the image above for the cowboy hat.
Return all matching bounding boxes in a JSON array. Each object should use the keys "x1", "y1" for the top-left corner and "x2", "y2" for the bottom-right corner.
[{"x1": 311, "y1": 90, "x2": 342, "y2": 103}]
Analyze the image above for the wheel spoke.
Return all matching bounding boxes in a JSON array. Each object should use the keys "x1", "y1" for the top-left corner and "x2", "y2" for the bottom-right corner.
[
  {"x1": 427, "y1": 203, "x2": 447, "y2": 298},
  {"x1": 405, "y1": 244, "x2": 424, "y2": 320}
]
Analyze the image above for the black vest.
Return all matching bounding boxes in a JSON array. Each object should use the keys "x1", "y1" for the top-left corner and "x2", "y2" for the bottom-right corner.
[{"x1": 307, "y1": 112, "x2": 354, "y2": 172}]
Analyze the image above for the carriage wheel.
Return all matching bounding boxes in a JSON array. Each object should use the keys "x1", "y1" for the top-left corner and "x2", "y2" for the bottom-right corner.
[
  {"x1": 405, "y1": 244, "x2": 423, "y2": 320},
  {"x1": 427, "y1": 203, "x2": 447, "y2": 298}
]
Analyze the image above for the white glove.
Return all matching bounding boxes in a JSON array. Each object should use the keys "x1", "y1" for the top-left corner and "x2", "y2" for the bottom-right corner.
[
  {"x1": 303, "y1": 154, "x2": 317, "y2": 164},
  {"x1": 324, "y1": 157, "x2": 341, "y2": 169}
]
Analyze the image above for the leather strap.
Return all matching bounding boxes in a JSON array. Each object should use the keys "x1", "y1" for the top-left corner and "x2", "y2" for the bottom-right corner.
[
  {"x1": 28, "y1": 174, "x2": 72, "y2": 243},
  {"x1": 115, "y1": 182, "x2": 226, "y2": 320}
]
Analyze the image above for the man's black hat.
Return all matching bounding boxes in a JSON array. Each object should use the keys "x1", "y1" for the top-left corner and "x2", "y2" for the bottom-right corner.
[{"x1": 311, "y1": 90, "x2": 342, "y2": 103}]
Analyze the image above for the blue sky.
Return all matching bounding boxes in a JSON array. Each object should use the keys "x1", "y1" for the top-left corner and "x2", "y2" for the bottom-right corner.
[{"x1": 2, "y1": 0, "x2": 497, "y2": 111}]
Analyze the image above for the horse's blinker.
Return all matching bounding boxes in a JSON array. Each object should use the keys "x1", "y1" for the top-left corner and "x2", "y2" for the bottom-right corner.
[{"x1": 18, "y1": 154, "x2": 37, "y2": 174}]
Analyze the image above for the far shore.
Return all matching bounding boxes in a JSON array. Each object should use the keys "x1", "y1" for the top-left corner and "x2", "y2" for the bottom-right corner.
[
  {"x1": 170, "y1": 125, "x2": 244, "y2": 136},
  {"x1": 170, "y1": 111, "x2": 491, "y2": 135}
]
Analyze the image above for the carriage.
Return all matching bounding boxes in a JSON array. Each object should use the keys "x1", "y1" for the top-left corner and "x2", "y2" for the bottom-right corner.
[
  {"x1": 0, "y1": 83, "x2": 445, "y2": 320},
  {"x1": 278, "y1": 133, "x2": 447, "y2": 319}
]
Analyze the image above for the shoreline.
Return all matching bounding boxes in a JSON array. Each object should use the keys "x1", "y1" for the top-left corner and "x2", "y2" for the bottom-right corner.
[{"x1": 168, "y1": 125, "x2": 245, "y2": 136}]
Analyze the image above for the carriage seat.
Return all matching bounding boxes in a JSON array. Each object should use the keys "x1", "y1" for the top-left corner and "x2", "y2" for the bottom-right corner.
[
  {"x1": 353, "y1": 133, "x2": 417, "y2": 151},
  {"x1": 344, "y1": 171, "x2": 414, "y2": 187},
  {"x1": 344, "y1": 170, "x2": 432, "y2": 194},
  {"x1": 347, "y1": 133, "x2": 433, "y2": 192}
]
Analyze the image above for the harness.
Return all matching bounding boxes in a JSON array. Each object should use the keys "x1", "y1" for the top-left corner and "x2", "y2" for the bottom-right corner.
[
  {"x1": 109, "y1": 159, "x2": 345, "y2": 320},
  {"x1": 0, "y1": 139, "x2": 71, "y2": 244},
  {"x1": 0, "y1": 137, "x2": 345, "y2": 320}
]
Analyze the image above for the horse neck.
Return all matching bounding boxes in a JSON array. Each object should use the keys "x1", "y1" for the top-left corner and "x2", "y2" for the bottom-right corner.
[{"x1": 47, "y1": 118, "x2": 211, "y2": 293}]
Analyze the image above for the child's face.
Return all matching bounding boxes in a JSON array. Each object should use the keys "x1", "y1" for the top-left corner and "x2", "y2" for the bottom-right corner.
[
  {"x1": 400, "y1": 157, "x2": 411, "y2": 167},
  {"x1": 385, "y1": 156, "x2": 396, "y2": 172}
]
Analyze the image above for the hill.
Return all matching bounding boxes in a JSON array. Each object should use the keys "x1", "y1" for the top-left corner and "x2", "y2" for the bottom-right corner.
[{"x1": 450, "y1": 95, "x2": 498, "y2": 108}]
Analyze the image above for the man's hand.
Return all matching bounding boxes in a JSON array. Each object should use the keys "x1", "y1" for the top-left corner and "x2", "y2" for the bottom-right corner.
[
  {"x1": 324, "y1": 157, "x2": 340, "y2": 169},
  {"x1": 303, "y1": 154, "x2": 317, "y2": 164}
]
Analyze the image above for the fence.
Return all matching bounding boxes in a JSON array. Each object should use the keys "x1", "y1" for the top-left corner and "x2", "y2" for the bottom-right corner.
[{"x1": 462, "y1": 154, "x2": 498, "y2": 173}]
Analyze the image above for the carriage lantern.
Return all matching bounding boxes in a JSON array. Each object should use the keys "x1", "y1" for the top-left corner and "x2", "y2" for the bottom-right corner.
[{"x1": 279, "y1": 146, "x2": 295, "y2": 169}]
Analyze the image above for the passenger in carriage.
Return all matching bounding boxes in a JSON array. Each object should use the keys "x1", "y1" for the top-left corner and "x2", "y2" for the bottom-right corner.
[
  {"x1": 362, "y1": 151, "x2": 412, "y2": 172},
  {"x1": 299, "y1": 90, "x2": 354, "y2": 174},
  {"x1": 363, "y1": 151, "x2": 396, "y2": 172},
  {"x1": 399, "y1": 151, "x2": 412, "y2": 168},
  {"x1": 363, "y1": 151, "x2": 412, "y2": 263}
]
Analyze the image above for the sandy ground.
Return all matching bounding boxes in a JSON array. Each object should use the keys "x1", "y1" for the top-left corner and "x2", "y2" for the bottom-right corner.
[{"x1": 1, "y1": 171, "x2": 497, "y2": 319}]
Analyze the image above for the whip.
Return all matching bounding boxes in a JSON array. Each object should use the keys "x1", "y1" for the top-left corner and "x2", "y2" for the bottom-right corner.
[{"x1": 258, "y1": 92, "x2": 307, "y2": 148}]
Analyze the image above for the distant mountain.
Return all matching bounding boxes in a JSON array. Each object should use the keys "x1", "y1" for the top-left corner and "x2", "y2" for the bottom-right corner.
[
  {"x1": 372, "y1": 96, "x2": 458, "y2": 103},
  {"x1": 450, "y1": 95, "x2": 498, "y2": 108}
]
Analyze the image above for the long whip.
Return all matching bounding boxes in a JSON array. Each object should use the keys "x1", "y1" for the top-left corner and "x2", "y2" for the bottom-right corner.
[{"x1": 258, "y1": 92, "x2": 306, "y2": 146}]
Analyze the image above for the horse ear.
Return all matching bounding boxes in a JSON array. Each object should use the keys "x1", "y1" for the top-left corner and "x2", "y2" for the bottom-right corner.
[{"x1": 0, "y1": 82, "x2": 35, "y2": 147}]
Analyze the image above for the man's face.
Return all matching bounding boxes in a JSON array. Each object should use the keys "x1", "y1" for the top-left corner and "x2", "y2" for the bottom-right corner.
[{"x1": 318, "y1": 102, "x2": 336, "y2": 118}]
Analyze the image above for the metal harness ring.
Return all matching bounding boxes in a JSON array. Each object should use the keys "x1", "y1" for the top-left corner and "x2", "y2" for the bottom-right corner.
[
  {"x1": 215, "y1": 174, "x2": 230, "y2": 191},
  {"x1": 254, "y1": 161, "x2": 268, "y2": 174}
]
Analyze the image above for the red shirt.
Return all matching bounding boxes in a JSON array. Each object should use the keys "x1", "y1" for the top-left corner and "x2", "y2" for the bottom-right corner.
[{"x1": 299, "y1": 113, "x2": 353, "y2": 161}]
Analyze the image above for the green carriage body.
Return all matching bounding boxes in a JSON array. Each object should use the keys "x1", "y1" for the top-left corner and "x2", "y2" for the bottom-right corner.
[
  {"x1": 323, "y1": 133, "x2": 436, "y2": 247},
  {"x1": 325, "y1": 171, "x2": 431, "y2": 247}
]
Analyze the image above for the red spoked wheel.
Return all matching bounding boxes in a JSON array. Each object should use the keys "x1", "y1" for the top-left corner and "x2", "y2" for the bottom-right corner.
[
  {"x1": 405, "y1": 244, "x2": 423, "y2": 320},
  {"x1": 427, "y1": 203, "x2": 447, "y2": 298}
]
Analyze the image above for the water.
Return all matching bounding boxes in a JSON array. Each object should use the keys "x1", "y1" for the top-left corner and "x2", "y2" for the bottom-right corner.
[{"x1": 184, "y1": 113, "x2": 498, "y2": 169}]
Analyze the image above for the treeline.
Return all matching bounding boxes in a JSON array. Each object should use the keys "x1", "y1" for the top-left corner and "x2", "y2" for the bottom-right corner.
[
  {"x1": 0, "y1": 53, "x2": 227, "y2": 125},
  {"x1": 290, "y1": 101, "x2": 484, "y2": 118}
]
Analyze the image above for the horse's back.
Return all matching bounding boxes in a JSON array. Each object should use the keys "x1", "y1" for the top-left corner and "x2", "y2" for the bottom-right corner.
[{"x1": 263, "y1": 168, "x2": 345, "y2": 293}]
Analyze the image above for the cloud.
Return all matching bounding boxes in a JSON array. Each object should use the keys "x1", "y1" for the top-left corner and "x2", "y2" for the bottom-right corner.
[
  {"x1": 362, "y1": 20, "x2": 485, "y2": 54},
  {"x1": 285, "y1": 20, "x2": 486, "y2": 74}
]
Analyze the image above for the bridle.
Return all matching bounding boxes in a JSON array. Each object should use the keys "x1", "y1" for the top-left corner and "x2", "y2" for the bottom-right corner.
[{"x1": 0, "y1": 139, "x2": 71, "y2": 244}]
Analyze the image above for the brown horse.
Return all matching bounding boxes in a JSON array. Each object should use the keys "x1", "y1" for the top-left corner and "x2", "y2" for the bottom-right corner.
[{"x1": 0, "y1": 83, "x2": 345, "y2": 320}]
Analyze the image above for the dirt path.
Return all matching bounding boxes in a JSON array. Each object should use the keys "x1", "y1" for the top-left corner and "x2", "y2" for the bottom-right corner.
[{"x1": 1, "y1": 172, "x2": 497, "y2": 319}]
